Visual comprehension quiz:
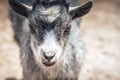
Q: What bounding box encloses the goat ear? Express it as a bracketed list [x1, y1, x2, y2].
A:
[9, 0, 32, 18]
[69, 1, 93, 20]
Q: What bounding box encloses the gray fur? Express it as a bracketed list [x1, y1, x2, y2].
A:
[9, 0, 93, 80]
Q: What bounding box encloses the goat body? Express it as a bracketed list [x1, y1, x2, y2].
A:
[9, 0, 93, 80]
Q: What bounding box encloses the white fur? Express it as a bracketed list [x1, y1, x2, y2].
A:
[39, 6, 61, 22]
[38, 31, 62, 61]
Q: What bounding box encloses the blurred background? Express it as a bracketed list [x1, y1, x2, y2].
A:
[0, 0, 120, 80]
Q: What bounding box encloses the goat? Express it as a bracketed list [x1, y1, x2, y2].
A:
[9, 0, 93, 80]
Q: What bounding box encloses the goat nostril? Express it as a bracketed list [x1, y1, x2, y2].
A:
[43, 52, 55, 61]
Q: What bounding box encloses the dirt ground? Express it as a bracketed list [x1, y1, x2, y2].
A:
[0, 0, 120, 80]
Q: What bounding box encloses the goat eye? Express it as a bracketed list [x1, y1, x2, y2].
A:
[63, 25, 71, 36]
[30, 28, 36, 34]
[29, 25, 36, 34]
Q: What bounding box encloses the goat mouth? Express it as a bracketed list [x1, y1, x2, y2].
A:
[43, 62, 56, 67]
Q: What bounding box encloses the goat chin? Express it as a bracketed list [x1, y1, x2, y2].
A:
[36, 55, 63, 79]
[42, 63, 61, 79]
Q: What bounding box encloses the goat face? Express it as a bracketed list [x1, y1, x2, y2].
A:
[29, 3, 71, 67]
[9, 0, 93, 68]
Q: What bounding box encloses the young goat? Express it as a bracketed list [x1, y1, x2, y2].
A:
[9, 0, 93, 80]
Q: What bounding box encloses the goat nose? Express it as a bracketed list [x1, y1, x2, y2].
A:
[43, 51, 55, 61]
